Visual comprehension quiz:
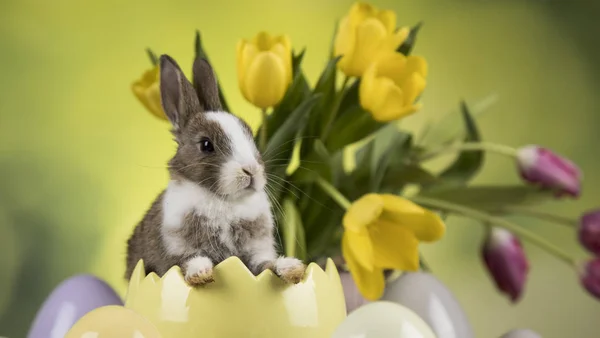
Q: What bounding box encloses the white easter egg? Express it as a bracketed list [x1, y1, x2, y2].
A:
[382, 271, 474, 338]
[331, 301, 436, 338]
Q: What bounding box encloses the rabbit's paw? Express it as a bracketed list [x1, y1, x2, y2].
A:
[274, 257, 306, 284]
[184, 256, 215, 286]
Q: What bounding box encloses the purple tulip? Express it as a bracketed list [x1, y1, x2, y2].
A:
[481, 227, 529, 303]
[578, 210, 600, 255]
[516, 145, 582, 197]
[580, 258, 600, 299]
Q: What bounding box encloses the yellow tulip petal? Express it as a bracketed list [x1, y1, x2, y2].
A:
[342, 234, 385, 301]
[236, 40, 248, 93]
[273, 35, 292, 56]
[407, 55, 429, 77]
[253, 31, 274, 51]
[343, 231, 374, 270]
[379, 194, 446, 242]
[370, 220, 420, 271]
[359, 63, 378, 111]
[383, 26, 410, 52]
[369, 77, 406, 122]
[397, 55, 428, 85]
[334, 16, 354, 58]
[349, 2, 377, 24]
[271, 42, 292, 85]
[402, 72, 426, 107]
[343, 193, 383, 232]
[394, 104, 420, 119]
[374, 52, 407, 87]
[243, 51, 287, 109]
[345, 18, 388, 76]
[377, 10, 397, 33]
[238, 42, 259, 101]
[335, 3, 405, 77]
[131, 67, 158, 93]
[132, 67, 166, 120]
[145, 83, 165, 119]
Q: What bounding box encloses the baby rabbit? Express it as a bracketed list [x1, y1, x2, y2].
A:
[125, 54, 306, 286]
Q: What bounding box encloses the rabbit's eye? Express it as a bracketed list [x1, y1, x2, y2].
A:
[199, 138, 214, 153]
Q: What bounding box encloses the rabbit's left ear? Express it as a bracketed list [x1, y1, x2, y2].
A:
[192, 56, 222, 112]
[159, 54, 200, 131]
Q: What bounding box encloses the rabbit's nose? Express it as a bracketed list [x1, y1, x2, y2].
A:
[241, 167, 254, 188]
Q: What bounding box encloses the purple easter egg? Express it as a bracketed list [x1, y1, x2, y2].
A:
[27, 274, 123, 338]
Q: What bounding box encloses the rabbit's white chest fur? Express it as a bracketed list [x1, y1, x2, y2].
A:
[161, 179, 272, 256]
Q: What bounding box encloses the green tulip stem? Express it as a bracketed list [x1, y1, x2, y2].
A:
[321, 75, 351, 141]
[260, 108, 268, 152]
[409, 195, 578, 268]
[499, 206, 579, 228]
[418, 142, 518, 162]
[315, 176, 351, 210]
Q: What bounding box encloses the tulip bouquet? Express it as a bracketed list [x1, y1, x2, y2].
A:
[132, 1, 600, 310]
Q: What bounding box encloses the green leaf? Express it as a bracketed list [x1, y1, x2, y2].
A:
[380, 165, 437, 193]
[397, 22, 423, 56]
[264, 71, 311, 140]
[194, 30, 231, 113]
[146, 48, 158, 66]
[282, 198, 307, 260]
[433, 101, 483, 188]
[329, 149, 347, 184]
[350, 141, 374, 181]
[305, 200, 344, 259]
[329, 20, 339, 59]
[292, 48, 306, 77]
[370, 124, 402, 176]
[417, 93, 498, 148]
[338, 138, 375, 200]
[307, 56, 343, 138]
[313, 139, 330, 160]
[337, 80, 360, 117]
[325, 105, 386, 153]
[289, 139, 332, 184]
[371, 125, 437, 192]
[370, 126, 413, 191]
[264, 94, 322, 163]
[417, 185, 556, 212]
[314, 56, 342, 95]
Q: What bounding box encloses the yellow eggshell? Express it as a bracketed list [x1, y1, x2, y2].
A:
[124, 256, 347, 338]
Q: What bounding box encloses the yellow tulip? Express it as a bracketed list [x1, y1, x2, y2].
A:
[333, 2, 410, 77]
[359, 52, 428, 122]
[236, 31, 292, 109]
[131, 66, 166, 120]
[341, 193, 445, 300]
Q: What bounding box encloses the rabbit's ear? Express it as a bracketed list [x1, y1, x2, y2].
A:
[159, 54, 200, 131]
[192, 56, 222, 112]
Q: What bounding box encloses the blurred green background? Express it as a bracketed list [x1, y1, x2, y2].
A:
[1, 0, 599, 337]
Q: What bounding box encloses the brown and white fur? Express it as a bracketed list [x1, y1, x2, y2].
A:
[125, 54, 306, 286]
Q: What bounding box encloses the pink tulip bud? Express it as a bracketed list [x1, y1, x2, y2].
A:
[579, 258, 600, 299]
[482, 227, 529, 302]
[578, 210, 600, 255]
[516, 145, 582, 197]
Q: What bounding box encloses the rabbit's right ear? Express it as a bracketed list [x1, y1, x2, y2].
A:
[159, 54, 201, 131]
[192, 56, 222, 112]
